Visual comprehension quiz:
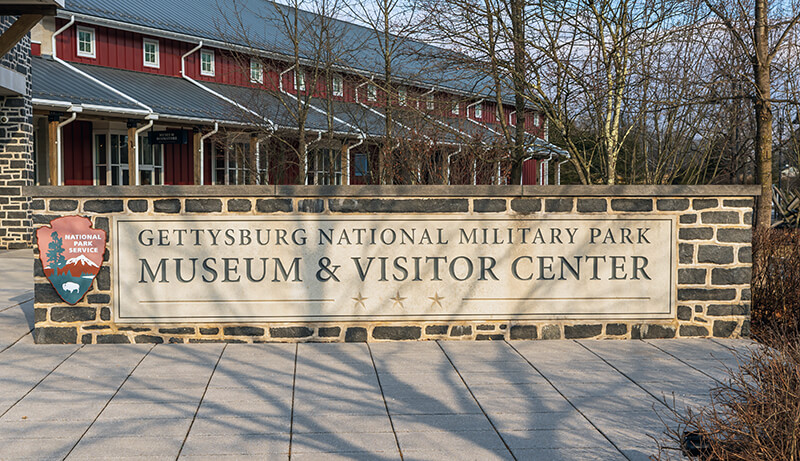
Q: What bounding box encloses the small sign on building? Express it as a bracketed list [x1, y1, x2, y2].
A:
[148, 130, 188, 145]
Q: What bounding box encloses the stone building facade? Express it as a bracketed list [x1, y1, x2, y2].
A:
[27, 185, 758, 344]
[0, 16, 34, 249]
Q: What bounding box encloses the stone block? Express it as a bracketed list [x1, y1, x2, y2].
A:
[329, 199, 468, 213]
[154, 199, 181, 213]
[679, 244, 694, 264]
[473, 199, 506, 213]
[449, 325, 472, 337]
[679, 228, 713, 240]
[34, 307, 47, 323]
[96, 334, 130, 344]
[605, 323, 627, 336]
[723, 199, 753, 208]
[476, 334, 504, 340]
[35, 283, 61, 303]
[711, 267, 751, 285]
[270, 327, 313, 338]
[679, 325, 708, 337]
[564, 324, 602, 339]
[680, 214, 697, 224]
[118, 326, 150, 332]
[372, 326, 421, 340]
[738, 246, 752, 263]
[223, 326, 265, 336]
[100, 307, 110, 321]
[256, 199, 292, 213]
[678, 288, 737, 301]
[510, 199, 541, 214]
[545, 198, 573, 212]
[639, 324, 675, 339]
[693, 199, 718, 210]
[610, 199, 652, 212]
[96, 266, 110, 290]
[318, 327, 341, 337]
[87, 294, 110, 304]
[717, 228, 751, 243]
[227, 199, 252, 212]
[30, 199, 44, 210]
[186, 199, 222, 213]
[576, 199, 607, 212]
[135, 335, 164, 344]
[33, 327, 77, 344]
[697, 245, 734, 264]
[510, 325, 537, 339]
[50, 307, 95, 322]
[81, 334, 92, 344]
[541, 324, 561, 339]
[701, 211, 739, 224]
[159, 327, 195, 334]
[297, 199, 324, 213]
[127, 200, 148, 212]
[713, 320, 738, 338]
[49, 199, 78, 211]
[345, 327, 367, 342]
[677, 305, 692, 320]
[656, 199, 689, 211]
[742, 288, 751, 301]
[200, 327, 219, 335]
[706, 304, 748, 316]
[476, 324, 495, 331]
[425, 325, 448, 335]
[84, 200, 123, 213]
[678, 268, 706, 285]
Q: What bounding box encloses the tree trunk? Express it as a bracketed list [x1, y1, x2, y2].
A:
[754, 0, 773, 228]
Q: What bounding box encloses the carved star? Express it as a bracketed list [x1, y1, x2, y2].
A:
[352, 292, 367, 309]
[429, 292, 445, 309]
[390, 291, 406, 309]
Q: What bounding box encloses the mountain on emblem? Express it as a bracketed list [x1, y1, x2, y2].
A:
[36, 216, 106, 305]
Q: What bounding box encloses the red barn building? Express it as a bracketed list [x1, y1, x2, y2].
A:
[29, 0, 566, 187]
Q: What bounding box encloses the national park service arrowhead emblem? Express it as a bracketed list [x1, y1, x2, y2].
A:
[36, 216, 106, 305]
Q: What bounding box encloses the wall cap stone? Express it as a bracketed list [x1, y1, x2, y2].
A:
[25, 185, 762, 198]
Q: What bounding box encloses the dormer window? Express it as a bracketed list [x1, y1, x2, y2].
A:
[332, 74, 343, 97]
[426, 93, 434, 110]
[452, 101, 460, 115]
[143, 39, 159, 68]
[398, 87, 407, 106]
[250, 59, 263, 83]
[200, 50, 215, 76]
[474, 102, 483, 119]
[367, 84, 377, 102]
[295, 70, 306, 91]
[77, 26, 95, 58]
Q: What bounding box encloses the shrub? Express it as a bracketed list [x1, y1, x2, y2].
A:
[752, 228, 800, 341]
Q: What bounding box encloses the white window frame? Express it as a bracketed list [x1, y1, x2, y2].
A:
[452, 101, 460, 115]
[76, 26, 96, 58]
[250, 59, 263, 83]
[534, 113, 541, 126]
[367, 84, 377, 102]
[295, 70, 306, 92]
[143, 38, 159, 68]
[332, 74, 343, 97]
[474, 102, 483, 119]
[200, 49, 215, 76]
[426, 93, 435, 111]
[311, 148, 342, 185]
[137, 134, 163, 185]
[398, 87, 407, 106]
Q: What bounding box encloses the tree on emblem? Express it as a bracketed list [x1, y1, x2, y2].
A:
[46, 231, 66, 272]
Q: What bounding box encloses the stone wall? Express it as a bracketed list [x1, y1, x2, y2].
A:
[0, 16, 34, 249]
[26, 185, 758, 344]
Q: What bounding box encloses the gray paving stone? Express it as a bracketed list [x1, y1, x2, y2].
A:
[196, 399, 292, 419]
[396, 429, 507, 452]
[292, 414, 394, 433]
[402, 447, 513, 460]
[291, 431, 398, 453]
[98, 402, 198, 420]
[290, 452, 396, 461]
[500, 428, 613, 449]
[385, 395, 483, 415]
[188, 415, 290, 435]
[487, 411, 596, 431]
[67, 436, 184, 458]
[179, 433, 290, 455]
[510, 447, 627, 460]
[0, 436, 75, 459]
[0, 420, 91, 439]
[82, 417, 193, 439]
[391, 414, 495, 432]
[478, 396, 575, 414]
[293, 396, 388, 415]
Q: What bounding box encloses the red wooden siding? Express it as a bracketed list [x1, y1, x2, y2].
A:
[522, 158, 538, 185]
[62, 121, 93, 185]
[163, 132, 194, 185]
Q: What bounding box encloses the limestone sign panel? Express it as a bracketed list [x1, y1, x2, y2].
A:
[113, 215, 676, 322]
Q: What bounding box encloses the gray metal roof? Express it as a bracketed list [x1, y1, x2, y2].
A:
[60, 0, 505, 101]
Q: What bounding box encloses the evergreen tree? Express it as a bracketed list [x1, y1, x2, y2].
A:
[46, 231, 66, 271]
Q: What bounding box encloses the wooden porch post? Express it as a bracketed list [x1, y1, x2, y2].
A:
[193, 129, 202, 185]
[249, 134, 258, 185]
[47, 112, 60, 186]
[127, 120, 137, 185]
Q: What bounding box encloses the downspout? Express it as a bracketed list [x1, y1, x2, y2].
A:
[466, 99, 484, 122]
[53, 16, 155, 117]
[56, 109, 79, 186]
[181, 42, 275, 132]
[279, 64, 296, 93]
[421, 87, 434, 110]
[132, 120, 154, 185]
[199, 122, 218, 185]
[446, 146, 461, 185]
[356, 77, 427, 142]
[345, 134, 365, 185]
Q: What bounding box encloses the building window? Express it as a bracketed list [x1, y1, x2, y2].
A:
[295, 70, 306, 91]
[398, 87, 407, 106]
[332, 74, 343, 97]
[250, 59, 263, 83]
[215, 142, 249, 185]
[200, 50, 215, 76]
[143, 38, 159, 68]
[353, 152, 368, 179]
[426, 93, 435, 110]
[367, 84, 376, 102]
[77, 26, 95, 58]
[534, 113, 541, 126]
[138, 134, 163, 185]
[451, 101, 460, 115]
[474, 102, 483, 119]
[94, 133, 129, 185]
[311, 148, 342, 185]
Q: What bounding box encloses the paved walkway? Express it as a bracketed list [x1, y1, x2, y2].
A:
[0, 249, 753, 460]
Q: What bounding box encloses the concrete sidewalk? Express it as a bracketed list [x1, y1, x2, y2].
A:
[0, 249, 752, 460]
